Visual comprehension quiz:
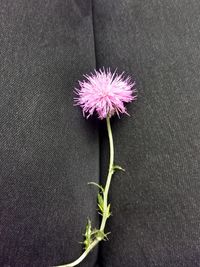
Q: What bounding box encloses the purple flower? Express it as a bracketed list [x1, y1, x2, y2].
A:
[74, 68, 137, 119]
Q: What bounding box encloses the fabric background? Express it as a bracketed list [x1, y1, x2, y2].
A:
[0, 0, 200, 267]
[94, 1, 200, 266]
[0, 1, 99, 266]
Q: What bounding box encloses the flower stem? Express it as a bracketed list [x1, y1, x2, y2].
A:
[54, 238, 100, 267]
[54, 116, 115, 267]
[100, 116, 114, 231]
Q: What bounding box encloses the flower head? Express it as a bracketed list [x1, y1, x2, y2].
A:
[74, 68, 137, 119]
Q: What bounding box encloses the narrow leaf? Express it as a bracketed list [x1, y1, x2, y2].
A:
[97, 193, 104, 213]
[106, 204, 111, 218]
[83, 219, 92, 250]
[88, 182, 104, 192]
[113, 165, 125, 172]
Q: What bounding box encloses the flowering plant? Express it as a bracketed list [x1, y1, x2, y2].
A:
[55, 68, 136, 267]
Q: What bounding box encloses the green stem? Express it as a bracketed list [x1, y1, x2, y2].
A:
[54, 116, 114, 267]
[54, 238, 100, 267]
[100, 116, 114, 231]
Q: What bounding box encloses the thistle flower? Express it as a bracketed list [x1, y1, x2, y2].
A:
[74, 68, 136, 119]
[55, 70, 137, 267]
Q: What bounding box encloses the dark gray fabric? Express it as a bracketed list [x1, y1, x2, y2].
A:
[0, 1, 99, 266]
[93, 1, 200, 266]
[1, 0, 200, 267]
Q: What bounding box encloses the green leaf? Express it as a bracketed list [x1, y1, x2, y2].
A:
[97, 193, 104, 213]
[106, 204, 111, 218]
[113, 165, 125, 172]
[83, 219, 92, 250]
[88, 182, 104, 192]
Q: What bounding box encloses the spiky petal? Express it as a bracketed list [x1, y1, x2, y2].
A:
[74, 68, 136, 119]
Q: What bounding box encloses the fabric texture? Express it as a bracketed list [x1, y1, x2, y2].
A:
[0, 1, 99, 266]
[0, 0, 200, 267]
[93, 1, 200, 266]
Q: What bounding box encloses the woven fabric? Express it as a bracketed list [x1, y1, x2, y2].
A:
[93, 1, 200, 266]
[1, 1, 200, 267]
[0, 1, 99, 266]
